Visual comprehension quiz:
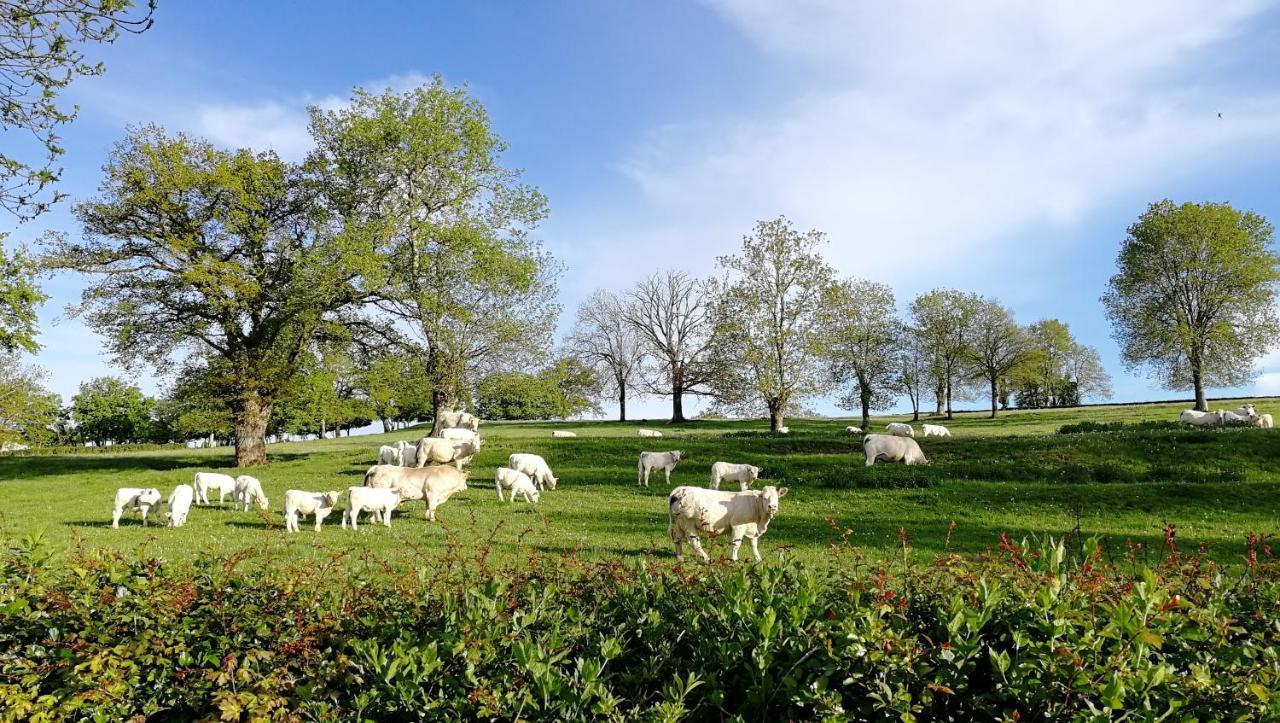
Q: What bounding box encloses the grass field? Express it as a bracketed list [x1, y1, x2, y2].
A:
[3, 396, 1279, 568]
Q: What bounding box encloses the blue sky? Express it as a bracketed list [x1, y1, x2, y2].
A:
[9, 0, 1280, 420]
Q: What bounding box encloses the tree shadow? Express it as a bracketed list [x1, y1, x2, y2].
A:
[0, 452, 313, 480]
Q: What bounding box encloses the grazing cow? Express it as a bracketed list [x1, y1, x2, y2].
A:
[1179, 409, 1223, 427]
[551, 430, 577, 438]
[637, 428, 663, 438]
[282, 490, 341, 532]
[364, 464, 469, 521]
[495, 467, 540, 503]
[709, 461, 761, 491]
[886, 422, 915, 438]
[166, 484, 194, 527]
[414, 437, 479, 469]
[863, 434, 929, 466]
[667, 485, 789, 562]
[508, 453, 558, 490]
[193, 472, 237, 505]
[638, 450, 683, 486]
[845, 425, 863, 434]
[112, 487, 162, 528]
[340, 487, 401, 530]
[1254, 413, 1274, 429]
[233, 475, 269, 512]
[377, 444, 403, 465]
[921, 424, 951, 438]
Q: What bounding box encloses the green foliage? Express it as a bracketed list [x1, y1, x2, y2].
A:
[711, 217, 836, 430]
[820, 278, 900, 429]
[1, 534, 1278, 720]
[69, 376, 154, 445]
[0, 240, 47, 353]
[1058, 420, 1183, 435]
[1103, 200, 1280, 407]
[0, 0, 155, 220]
[911, 288, 983, 416]
[475, 370, 563, 420]
[0, 354, 60, 444]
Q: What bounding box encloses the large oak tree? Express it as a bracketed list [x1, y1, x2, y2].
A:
[1103, 200, 1280, 410]
[46, 126, 375, 466]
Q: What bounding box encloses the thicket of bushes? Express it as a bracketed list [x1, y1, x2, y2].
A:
[1058, 420, 1184, 435]
[2, 532, 1279, 721]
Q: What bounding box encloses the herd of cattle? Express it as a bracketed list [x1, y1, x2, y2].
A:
[106, 402, 1272, 561]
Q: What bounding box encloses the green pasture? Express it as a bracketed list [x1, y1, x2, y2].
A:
[2, 397, 1279, 568]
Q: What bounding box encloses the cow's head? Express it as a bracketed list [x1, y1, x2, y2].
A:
[759, 485, 788, 517]
[323, 491, 341, 507]
[545, 475, 558, 491]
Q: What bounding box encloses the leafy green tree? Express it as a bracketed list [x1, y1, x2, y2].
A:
[475, 371, 560, 420]
[819, 278, 899, 430]
[1014, 320, 1112, 408]
[910, 289, 981, 419]
[965, 298, 1029, 418]
[624, 270, 717, 424]
[0, 354, 60, 445]
[45, 126, 376, 466]
[354, 352, 432, 432]
[0, 0, 155, 220]
[0, 240, 47, 353]
[1103, 200, 1280, 411]
[894, 326, 929, 422]
[566, 290, 643, 421]
[309, 78, 558, 433]
[543, 355, 603, 419]
[153, 365, 235, 446]
[710, 217, 835, 432]
[70, 376, 153, 445]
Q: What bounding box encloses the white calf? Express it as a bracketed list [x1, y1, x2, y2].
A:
[1254, 413, 1274, 429]
[112, 487, 162, 528]
[233, 475, 269, 512]
[166, 484, 194, 527]
[921, 424, 951, 438]
[193, 472, 237, 505]
[508, 453, 558, 490]
[551, 430, 577, 438]
[1179, 409, 1223, 427]
[340, 487, 401, 530]
[638, 450, 683, 486]
[709, 461, 761, 491]
[283, 490, 341, 532]
[845, 425, 863, 434]
[637, 428, 663, 438]
[886, 422, 915, 438]
[495, 467, 540, 503]
[863, 434, 929, 466]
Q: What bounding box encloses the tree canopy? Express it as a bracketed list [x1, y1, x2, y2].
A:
[1103, 200, 1280, 410]
[70, 375, 152, 445]
[820, 278, 899, 430]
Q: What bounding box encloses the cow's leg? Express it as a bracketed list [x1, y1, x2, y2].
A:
[285, 511, 296, 533]
[664, 467, 672, 485]
[730, 535, 743, 562]
[688, 535, 710, 562]
[497, 484, 505, 502]
[349, 506, 359, 530]
[382, 508, 392, 527]
[112, 508, 122, 528]
[140, 505, 150, 527]
[749, 535, 762, 562]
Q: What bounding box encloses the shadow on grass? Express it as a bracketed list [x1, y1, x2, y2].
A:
[0, 452, 313, 480]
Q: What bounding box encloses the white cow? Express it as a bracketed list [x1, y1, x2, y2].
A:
[863, 434, 929, 466]
[437, 409, 480, 432]
[709, 461, 761, 491]
[112, 487, 162, 528]
[166, 484, 194, 527]
[1229, 403, 1258, 417]
[508, 453, 558, 490]
[1179, 409, 1223, 427]
[440, 427, 481, 447]
[551, 430, 578, 438]
[340, 487, 402, 530]
[1254, 413, 1274, 429]
[921, 424, 951, 438]
[638, 450, 683, 486]
[363, 464, 469, 521]
[193, 472, 238, 505]
[668, 485, 789, 562]
[495, 467, 540, 503]
[777, 426, 790, 434]
[377, 444, 404, 465]
[637, 428, 664, 438]
[414, 437, 479, 469]
[233, 475, 269, 512]
[886, 422, 915, 438]
[1220, 410, 1259, 426]
[282, 489, 341, 532]
[845, 426, 863, 434]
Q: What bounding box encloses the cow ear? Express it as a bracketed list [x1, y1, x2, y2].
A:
[777, 487, 789, 497]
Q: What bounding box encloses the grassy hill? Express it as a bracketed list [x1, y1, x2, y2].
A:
[2, 396, 1278, 568]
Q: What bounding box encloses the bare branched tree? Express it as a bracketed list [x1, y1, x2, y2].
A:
[566, 289, 643, 421]
[623, 270, 716, 423]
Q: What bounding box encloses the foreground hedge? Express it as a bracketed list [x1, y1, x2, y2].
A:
[2, 533, 1279, 721]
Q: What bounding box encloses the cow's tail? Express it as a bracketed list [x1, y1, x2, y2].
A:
[363, 466, 377, 487]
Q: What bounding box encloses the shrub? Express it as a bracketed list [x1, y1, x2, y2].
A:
[2, 533, 1279, 720]
[1058, 420, 1182, 434]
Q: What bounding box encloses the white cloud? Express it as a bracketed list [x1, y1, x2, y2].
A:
[611, 0, 1280, 288]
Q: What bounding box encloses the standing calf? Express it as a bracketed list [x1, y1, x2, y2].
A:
[112, 488, 162, 528]
[166, 484, 194, 527]
[668, 485, 789, 562]
[283, 490, 341, 532]
[638, 450, 683, 486]
[495, 467, 540, 503]
[709, 461, 761, 491]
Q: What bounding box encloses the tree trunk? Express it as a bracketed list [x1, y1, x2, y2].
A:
[934, 382, 945, 415]
[768, 398, 784, 432]
[618, 384, 627, 422]
[670, 365, 686, 423]
[380, 416, 391, 433]
[946, 379, 954, 420]
[233, 396, 271, 467]
[1193, 372, 1207, 412]
[431, 387, 450, 436]
[990, 377, 999, 418]
[860, 385, 872, 432]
